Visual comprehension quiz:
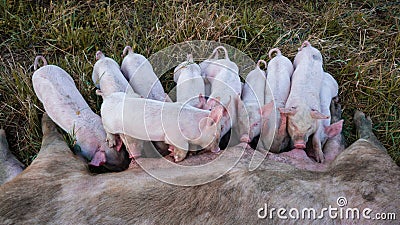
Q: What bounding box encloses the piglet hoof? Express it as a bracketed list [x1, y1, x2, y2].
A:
[315, 151, 325, 164]
[211, 147, 221, 153]
[240, 135, 251, 143]
[106, 133, 117, 148]
[173, 149, 188, 162]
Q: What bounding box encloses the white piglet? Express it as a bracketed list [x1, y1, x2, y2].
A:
[92, 51, 137, 96]
[237, 60, 268, 143]
[174, 54, 205, 108]
[199, 46, 239, 97]
[313, 72, 343, 160]
[32, 56, 128, 171]
[92, 51, 144, 159]
[279, 41, 342, 162]
[202, 46, 242, 141]
[259, 48, 293, 153]
[101, 92, 226, 162]
[121, 46, 172, 102]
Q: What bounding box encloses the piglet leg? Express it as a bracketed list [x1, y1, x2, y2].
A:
[120, 134, 143, 159]
[312, 133, 324, 163]
[173, 147, 188, 162]
[106, 132, 117, 148]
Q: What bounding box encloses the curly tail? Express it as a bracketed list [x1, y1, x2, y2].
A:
[187, 54, 194, 63]
[96, 51, 105, 61]
[299, 41, 311, 51]
[209, 46, 229, 60]
[34, 56, 48, 70]
[268, 48, 282, 59]
[256, 60, 267, 69]
[122, 46, 134, 57]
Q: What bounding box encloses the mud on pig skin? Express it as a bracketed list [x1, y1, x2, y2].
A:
[0, 103, 398, 224]
[32, 56, 129, 171]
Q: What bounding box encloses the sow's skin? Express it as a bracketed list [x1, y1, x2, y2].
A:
[32, 56, 129, 171]
[0, 103, 398, 224]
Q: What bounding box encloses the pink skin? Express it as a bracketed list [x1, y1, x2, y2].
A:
[241, 59, 267, 105]
[279, 41, 328, 162]
[121, 46, 172, 102]
[101, 92, 226, 162]
[174, 54, 205, 109]
[32, 56, 126, 171]
[92, 51, 135, 96]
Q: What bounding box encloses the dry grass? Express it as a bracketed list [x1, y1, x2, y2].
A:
[0, 0, 399, 165]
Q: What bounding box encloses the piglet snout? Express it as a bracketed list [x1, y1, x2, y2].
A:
[294, 142, 306, 149]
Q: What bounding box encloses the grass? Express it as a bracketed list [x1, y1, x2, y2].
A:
[0, 0, 399, 166]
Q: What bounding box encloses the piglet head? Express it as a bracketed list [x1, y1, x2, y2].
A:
[198, 104, 228, 153]
[91, 142, 129, 172]
[279, 104, 329, 149]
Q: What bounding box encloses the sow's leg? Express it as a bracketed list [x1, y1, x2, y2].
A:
[0, 130, 25, 185]
[353, 110, 386, 151]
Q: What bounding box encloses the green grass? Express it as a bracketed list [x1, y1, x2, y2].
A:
[0, 0, 399, 166]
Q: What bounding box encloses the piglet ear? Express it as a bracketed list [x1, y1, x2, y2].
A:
[208, 105, 224, 126]
[325, 119, 343, 138]
[95, 89, 104, 96]
[279, 107, 297, 116]
[310, 110, 330, 119]
[260, 101, 274, 117]
[206, 97, 219, 109]
[197, 94, 206, 109]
